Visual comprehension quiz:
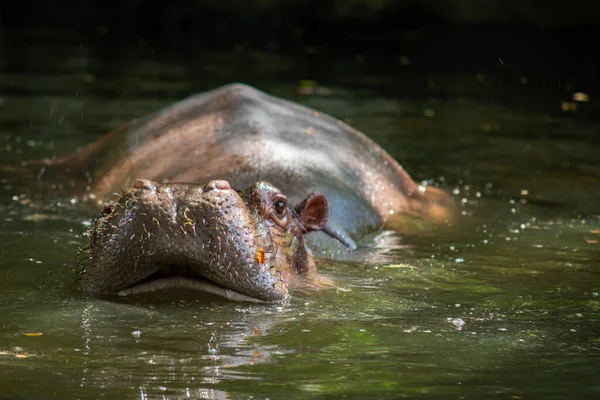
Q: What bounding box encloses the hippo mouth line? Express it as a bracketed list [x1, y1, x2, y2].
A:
[117, 264, 267, 303]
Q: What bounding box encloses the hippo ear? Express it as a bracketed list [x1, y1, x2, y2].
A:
[294, 192, 329, 232]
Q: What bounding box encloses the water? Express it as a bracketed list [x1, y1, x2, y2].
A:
[1, 29, 599, 399]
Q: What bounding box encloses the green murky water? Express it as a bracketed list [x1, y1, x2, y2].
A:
[1, 31, 599, 399]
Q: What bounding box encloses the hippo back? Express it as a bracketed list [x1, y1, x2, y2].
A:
[63, 84, 450, 251]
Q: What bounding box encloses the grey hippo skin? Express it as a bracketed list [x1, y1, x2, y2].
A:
[49, 84, 452, 302]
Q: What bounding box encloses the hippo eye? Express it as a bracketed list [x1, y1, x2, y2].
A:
[274, 200, 287, 217]
[270, 194, 288, 221]
[268, 194, 288, 229]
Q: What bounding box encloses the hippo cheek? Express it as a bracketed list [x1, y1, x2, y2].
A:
[167, 203, 292, 302]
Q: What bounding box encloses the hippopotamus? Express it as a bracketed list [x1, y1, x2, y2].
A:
[34, 83, 451, 302]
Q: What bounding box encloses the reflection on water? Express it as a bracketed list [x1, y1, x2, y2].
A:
[1, 30, 599, 399]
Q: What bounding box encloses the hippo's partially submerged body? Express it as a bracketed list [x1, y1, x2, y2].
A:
[56, 84, 450, 249]
[40, 84, 452, 301]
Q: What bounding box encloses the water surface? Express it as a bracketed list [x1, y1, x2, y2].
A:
[1, 31, 599, 399]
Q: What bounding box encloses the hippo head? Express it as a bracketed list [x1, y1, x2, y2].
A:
[77, 179, 329, 302]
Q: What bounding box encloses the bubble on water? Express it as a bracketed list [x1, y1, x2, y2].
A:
[455, 304, 461, 308]
[131, 330, 142, 337]
[455, 258, 464, 263]
[448, 318, 465, 331]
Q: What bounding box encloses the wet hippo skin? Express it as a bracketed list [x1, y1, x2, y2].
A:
[40, 83, 453, 302]
[53, 83, 452, 252]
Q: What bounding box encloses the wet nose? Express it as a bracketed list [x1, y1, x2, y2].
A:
[133, 179, 157, 191]
[204, 180, 231, 191]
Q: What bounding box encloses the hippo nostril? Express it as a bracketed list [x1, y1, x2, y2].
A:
[133, 179, 157, 191]
[204, 180, 231, 191]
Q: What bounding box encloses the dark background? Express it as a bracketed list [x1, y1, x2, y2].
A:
[1, 0, 598, 83]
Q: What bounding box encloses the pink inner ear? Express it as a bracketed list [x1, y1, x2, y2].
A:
[296, 192, 329, 232]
